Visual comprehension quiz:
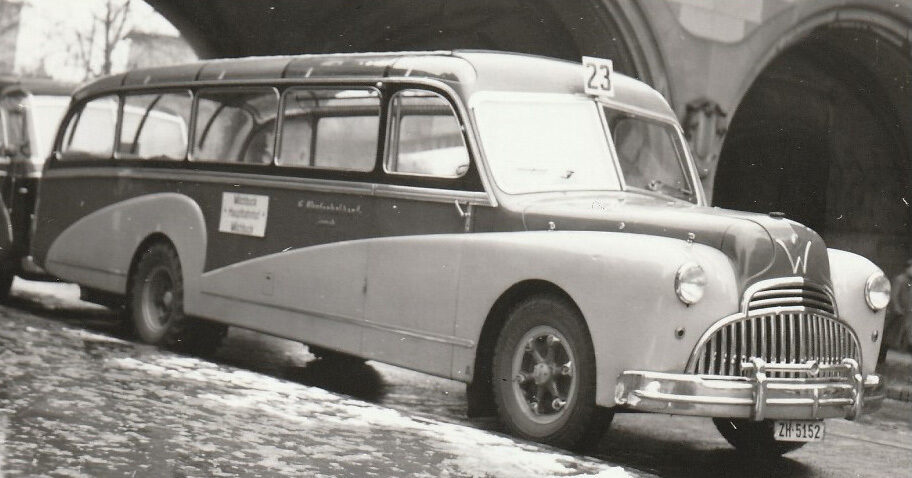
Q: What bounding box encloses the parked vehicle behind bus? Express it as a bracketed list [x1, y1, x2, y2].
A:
[0, 77, 74, 298]
[27, 51, 888, 454]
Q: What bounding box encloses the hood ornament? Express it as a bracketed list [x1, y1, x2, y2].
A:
[776, 239, 812, 275]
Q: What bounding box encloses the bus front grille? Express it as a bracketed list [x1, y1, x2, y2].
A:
[688, 312, 861, 377]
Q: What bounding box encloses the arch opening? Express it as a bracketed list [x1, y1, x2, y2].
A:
[714, 25, 912, 276]
[145, 0, 668, 87]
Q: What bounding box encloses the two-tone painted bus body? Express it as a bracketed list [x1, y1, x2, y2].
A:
[0, 78, 73, 295]
[28, 51, 888, 452]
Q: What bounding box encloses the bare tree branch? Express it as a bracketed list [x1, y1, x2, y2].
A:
[69, 0, 133, 79]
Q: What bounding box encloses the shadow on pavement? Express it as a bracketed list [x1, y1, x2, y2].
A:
[592, 425, 813, 477]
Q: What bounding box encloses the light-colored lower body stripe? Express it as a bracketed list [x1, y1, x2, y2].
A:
[201, 290, 476, 349]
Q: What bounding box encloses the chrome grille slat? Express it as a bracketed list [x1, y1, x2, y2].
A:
[689, 282, 861, 377]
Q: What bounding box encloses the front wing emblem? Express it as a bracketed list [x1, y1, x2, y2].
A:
[775, 239, 812, 275]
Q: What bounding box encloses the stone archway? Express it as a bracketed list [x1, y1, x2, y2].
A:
[146, 0, 665, 85]
[713, 24, 912, 275]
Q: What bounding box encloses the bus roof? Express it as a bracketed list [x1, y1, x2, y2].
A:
[73, 50, 675, 119]
[0, 76, 76, 97]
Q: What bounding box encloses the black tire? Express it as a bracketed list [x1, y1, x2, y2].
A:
[492, 294, 609, 450]
[128, 242, 226, 355]
[0, 268, 14, 303]
[713, 418, 807, 458]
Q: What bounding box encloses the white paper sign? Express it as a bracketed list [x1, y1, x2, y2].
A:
[219, 192, 269, 237]
[582, 56, 614, 97]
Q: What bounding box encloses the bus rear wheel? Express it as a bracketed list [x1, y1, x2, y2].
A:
[129, 242, 226, 355]
[492, 294, 609, 450]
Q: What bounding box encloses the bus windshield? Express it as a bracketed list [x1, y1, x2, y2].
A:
[473, 95, 621, 194]
[473, 94, 696, 203]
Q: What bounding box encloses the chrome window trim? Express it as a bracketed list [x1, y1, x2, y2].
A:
[59, 94, 121, 159]
[41, 167, 492, 207]
[383, 88, 470, 179]
[373, 183, 489, 205]
[382, 77, 499, 207]
[275, 85, 382, 172]
[188, 86, 281, 164]
[58, 77, 503, 208]
[598, 101, 705, 206]
[114, 88, 194, 162]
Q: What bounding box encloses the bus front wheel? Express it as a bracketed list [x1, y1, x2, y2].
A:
[491, 294, 610, 450]
[128, 242, 226, 355]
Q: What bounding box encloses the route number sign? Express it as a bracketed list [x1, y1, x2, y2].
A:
[582, 56, 614, 97]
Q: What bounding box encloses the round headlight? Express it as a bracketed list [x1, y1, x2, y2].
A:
[675, 262, 707, 305]
[864, 271, 891, 311]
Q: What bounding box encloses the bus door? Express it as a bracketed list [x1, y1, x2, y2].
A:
[363, 88, 485, 375]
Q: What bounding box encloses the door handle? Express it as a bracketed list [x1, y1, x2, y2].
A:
[454, 200, 474, 233]
[454, 200, 471, 218]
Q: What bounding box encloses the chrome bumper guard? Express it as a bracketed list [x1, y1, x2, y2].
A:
[615, 358, 884, 421]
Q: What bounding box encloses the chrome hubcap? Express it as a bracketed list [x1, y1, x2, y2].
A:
[511, 326, 577, 424]
[141, 266, 174, 332]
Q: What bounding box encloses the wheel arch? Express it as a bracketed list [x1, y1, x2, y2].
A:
[125, 232, 178, 294]
[467, 279, 588, 418]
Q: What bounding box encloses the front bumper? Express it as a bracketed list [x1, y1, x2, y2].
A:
[615, 358, 884, 421]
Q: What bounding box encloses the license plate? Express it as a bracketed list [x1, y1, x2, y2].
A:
[774, 420, 825, 442]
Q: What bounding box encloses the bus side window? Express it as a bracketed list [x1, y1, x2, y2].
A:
[193, 88, 279, 164]
[118, 91, 192, 161]
[277, 88, 380, 172]
[385, 89, 469, 178]
[60, 95, 119, 159]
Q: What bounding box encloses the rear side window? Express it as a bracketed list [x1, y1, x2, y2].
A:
[193, 88, 279, 164]
[278, 88, 380, 171]
[118, 91, 192, 160]
[61, 95, 118, 159]
[386, 90, 469, 178]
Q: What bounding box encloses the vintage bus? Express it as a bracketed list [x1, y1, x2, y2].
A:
[25, 51, 888, 453]
[0, 77, 74, 296]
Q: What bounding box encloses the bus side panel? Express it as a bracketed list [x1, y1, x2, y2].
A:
[195, 242, 367, 355]
[41, 193, 208, 307]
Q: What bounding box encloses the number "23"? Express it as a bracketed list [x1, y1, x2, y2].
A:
[582, 57, 613, 96]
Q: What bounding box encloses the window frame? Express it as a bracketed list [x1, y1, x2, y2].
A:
[275, 86, 382, 172]
[189, 86, 281, 165]
[58, 94, 121, 161]
[115, 89, 193, 162]
[383, 88, 471, 179]
[600, 103, 700, 204]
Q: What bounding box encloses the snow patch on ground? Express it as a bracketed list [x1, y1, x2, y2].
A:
[0, 309, 640, 477]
